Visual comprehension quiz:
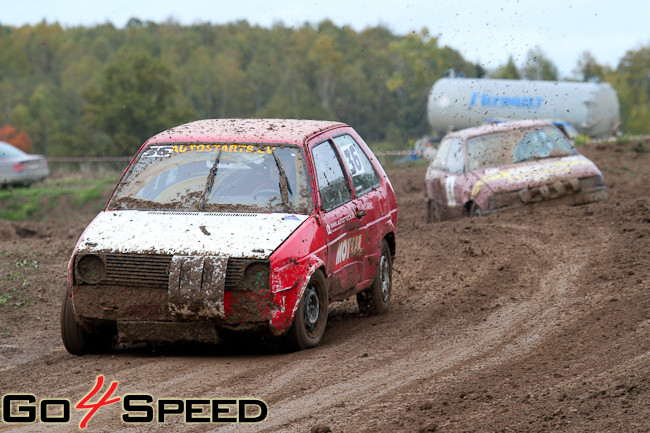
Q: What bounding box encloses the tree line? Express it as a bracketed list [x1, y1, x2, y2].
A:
[0, 19, 648, 156]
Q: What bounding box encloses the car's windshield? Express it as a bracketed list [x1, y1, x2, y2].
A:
[466, 125, 576, 171]
[108, 143, 313, 213]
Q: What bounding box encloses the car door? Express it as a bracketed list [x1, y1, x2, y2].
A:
[433, 136, 466, 214]
[310, 139, 365, 300]
[332, 133, 382, 289]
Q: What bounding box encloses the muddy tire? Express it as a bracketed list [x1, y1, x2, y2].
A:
[357, 239, 392, 315]
[284, 270, 328, 351]
[469, 202, 484, 217]
[61, 290, 115, 356]
[427, 199, 442, 223]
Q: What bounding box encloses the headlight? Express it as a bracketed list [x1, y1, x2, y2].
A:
[244, 261, 270, 292]
[76, 254, 106, 284]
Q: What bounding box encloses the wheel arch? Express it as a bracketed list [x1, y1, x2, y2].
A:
[383, 231, 396, 259]
[269, 257, 326, 336]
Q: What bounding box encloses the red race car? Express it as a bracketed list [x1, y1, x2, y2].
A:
[425, 120, 607, 221]
[62, 119, 398, 354]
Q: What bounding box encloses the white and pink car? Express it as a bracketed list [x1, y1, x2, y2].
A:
[425, 120, 607, 221]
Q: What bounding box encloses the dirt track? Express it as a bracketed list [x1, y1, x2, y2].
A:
[0, 141, 648, 432]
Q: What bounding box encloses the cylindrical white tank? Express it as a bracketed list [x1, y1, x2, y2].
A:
[427, 78, 620, 138]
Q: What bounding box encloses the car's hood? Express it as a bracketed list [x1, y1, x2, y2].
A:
[77, 210, 310, 259]
[470, 154, 602, 198]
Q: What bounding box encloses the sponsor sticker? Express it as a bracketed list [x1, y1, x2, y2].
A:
[335, 234, 364, 267]
[141, 144, 278, 158]
[326, 213, 354, 235]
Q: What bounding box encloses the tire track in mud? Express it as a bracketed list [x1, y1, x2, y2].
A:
[2, 219, 608, 432]
[0, 219, 592, 433]
[207, 219, 615, 432]
[0, 209, 625, 433]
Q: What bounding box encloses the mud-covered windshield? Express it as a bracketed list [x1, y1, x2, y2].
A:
[467, 125, 576, 171]
[108, 143, 313, 213]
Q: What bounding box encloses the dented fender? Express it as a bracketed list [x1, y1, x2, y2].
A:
[268, 215, 327, 335]
[269, 256, 325, 336]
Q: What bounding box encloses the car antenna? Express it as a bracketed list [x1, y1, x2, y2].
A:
[199, 148, 222, 211]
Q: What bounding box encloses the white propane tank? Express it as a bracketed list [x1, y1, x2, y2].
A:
[427, 78, 620, 138]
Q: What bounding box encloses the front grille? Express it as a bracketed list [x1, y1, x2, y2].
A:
[225, 258, 251, 291]
[95, 254, 268, 291]
[103, 253, 172, 288]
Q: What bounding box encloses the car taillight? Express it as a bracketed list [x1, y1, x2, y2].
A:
[12, 163, 26, 172]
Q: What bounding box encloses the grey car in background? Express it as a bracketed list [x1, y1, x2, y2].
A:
[0, 141, 49, 187]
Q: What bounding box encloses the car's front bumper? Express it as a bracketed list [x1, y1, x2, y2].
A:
[71, 253, 279, 332]
[487, 175, 607, 214]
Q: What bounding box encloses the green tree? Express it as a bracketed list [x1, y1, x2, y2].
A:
[83, 52, 187, 155]
[492, 56, 521, 79]
[611, 45, 650, 134]
[308, 31, 344, 110]
[385, 29, 477, 142]
[573, 51, 606, 82]
[4, 19, 645, 154]
[522, 48, 558, 81]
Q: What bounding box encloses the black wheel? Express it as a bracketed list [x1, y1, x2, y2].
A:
[284, 271, 328, 351]
[427, 199, 443, 223]
[61, 290, 115, 356]
[357, 239, 392, 315]
[469, 202, 484, 217]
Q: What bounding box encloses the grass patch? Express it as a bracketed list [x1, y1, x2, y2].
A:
[0, 291, 37, 309]
[72, 182, 106, 206]
[573, 134, 592, 147]
[0, 178, 116, 221]
[0, 256, 40, 309]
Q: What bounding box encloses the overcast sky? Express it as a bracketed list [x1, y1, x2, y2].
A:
[3, 0, 648, 78]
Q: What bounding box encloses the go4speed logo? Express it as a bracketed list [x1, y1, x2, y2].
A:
[2, 375, 268, 429]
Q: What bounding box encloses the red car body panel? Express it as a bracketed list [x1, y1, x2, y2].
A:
[66, 119, 397, 340]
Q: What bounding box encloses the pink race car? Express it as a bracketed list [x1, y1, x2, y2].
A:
[425, 120, 607, 221]
[62, 119, 398, 354]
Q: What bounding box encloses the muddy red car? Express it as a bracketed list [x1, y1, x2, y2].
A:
[425, 120, 607, 221]
[61, 119, 398, 354]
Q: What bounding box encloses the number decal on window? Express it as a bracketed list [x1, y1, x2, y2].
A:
[342, 144, 364, 176]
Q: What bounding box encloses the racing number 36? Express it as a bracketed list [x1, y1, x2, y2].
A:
[342, 145, 363, 176]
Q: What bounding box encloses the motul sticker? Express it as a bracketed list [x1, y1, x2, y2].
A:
[335, 234, 364, 267]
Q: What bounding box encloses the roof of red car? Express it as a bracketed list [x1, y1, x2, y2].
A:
[147, 118, 347, 145]
[446, 119, 555, 140]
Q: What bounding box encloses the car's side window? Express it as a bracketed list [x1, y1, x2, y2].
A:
[312, 140, 353, 211]
[333, 135, 380, 197]
[430, 138, 451, 170]
[445, 138, 465, 174]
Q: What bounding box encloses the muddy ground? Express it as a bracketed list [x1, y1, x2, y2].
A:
[0, 140, 648, 432]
